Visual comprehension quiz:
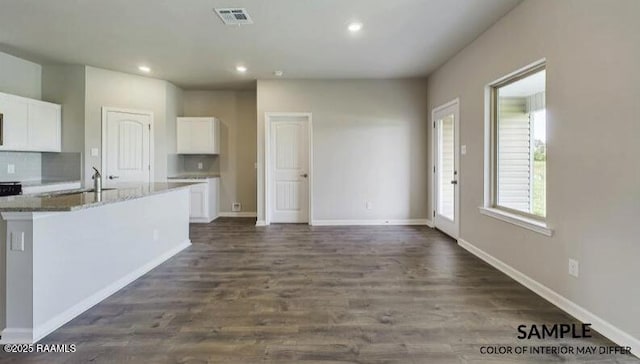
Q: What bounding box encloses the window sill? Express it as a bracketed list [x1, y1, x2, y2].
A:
[478, 207, 553, 237]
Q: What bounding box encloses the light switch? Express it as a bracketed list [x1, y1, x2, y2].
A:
[7, 164, 15, 174]
[10, 232, 25, 251]
[461, 145, 467, 155]
[91, 148, 99, 157]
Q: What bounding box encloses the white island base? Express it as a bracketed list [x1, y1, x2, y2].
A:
[0, 187, 191, 343]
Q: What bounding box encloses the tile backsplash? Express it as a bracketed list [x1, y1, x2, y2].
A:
[42, 152, 82, 182]
[0, 151, 82, 182]
[167, 154, 219, 177]
[0, 151, 42, 181]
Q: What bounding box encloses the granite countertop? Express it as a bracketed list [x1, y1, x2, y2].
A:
[21, 179, 82, 187]
[167, 174, 220, 180]
[0, 182, 196, 212]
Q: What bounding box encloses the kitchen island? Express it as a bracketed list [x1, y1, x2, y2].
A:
[0, 183, 194, 343]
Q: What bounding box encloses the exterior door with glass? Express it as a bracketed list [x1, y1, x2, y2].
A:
[433, 100, 459, 238]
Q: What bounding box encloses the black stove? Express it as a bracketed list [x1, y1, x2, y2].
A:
[0, 182, 22, 197]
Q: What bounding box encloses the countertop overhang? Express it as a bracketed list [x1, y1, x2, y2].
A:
[0, 182, 196, 212]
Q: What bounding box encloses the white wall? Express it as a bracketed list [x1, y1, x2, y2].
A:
[182, 90, 257, 214]
[83, 66, 181, 184]
[42, 65, 86, 154]
[0, 51, 41, 99]
[257, 79, 429, 223]
[427, 0, 640, 346]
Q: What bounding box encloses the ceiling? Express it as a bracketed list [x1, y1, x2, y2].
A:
[0, 0, 521, 90]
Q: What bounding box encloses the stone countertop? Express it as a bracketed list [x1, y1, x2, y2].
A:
[167, 174, 220, 180]
[0, 182, 196, 212]
[21, 180, 82, 187]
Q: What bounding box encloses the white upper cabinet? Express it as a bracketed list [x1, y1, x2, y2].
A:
[28, 101, 61, 151]
[177, 117, 220, 154]
[0, 92, 61, 152]
[0, 94, 29, 150]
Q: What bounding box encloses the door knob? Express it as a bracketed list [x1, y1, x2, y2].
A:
[450, 180, 458, 185]
[300, 173, 308, 178]
[109, 175, 120, 180]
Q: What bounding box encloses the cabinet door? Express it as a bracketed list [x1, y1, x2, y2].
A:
[28, 101, 61, 152]
[189, 119, 213, 153]
[208, 178, 220, 219]
[0, 94, 29, 150]
[189, 184, 208, 218]
[210, 119, 220, 154]
[177, 117, 217, 154]
[176, 118, 189, 153]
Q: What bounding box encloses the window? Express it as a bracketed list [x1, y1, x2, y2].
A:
[491, 64, 546, 219]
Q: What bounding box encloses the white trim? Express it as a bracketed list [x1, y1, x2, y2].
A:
[255, 220, 267, 227]
[483, 59, 548, 226]
[0, 328, 34, 344]
[189, 216, 215, 223]
[425, 219, 434, 228]
[431, 98, 460, 239]
[478, 206, 553, 236]
[458, 238, 639, 358]
[218, 212, 257, 218]
[101, 107, 155, 185]
[0, 239, 191, 344]
[264, 112, 313, 226]
[311, 219, 430, 226]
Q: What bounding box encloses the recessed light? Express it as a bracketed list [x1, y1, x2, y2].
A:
[274, 70, 284, 77]
[348, 22, 363, 33]
[138, 65, 151, 73]
[236, 65, 247, 73]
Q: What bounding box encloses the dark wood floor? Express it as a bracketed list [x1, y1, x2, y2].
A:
[1, 218, 637, 363]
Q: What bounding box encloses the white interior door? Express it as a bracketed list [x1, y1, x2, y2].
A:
[433, 101, 459, 238]
[103, 109, 152, 186]
[269, 116, 309, 223]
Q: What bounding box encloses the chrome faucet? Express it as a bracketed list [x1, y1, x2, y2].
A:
[92, 167, 102, 194]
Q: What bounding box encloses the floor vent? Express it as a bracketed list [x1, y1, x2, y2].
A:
[214, 8, 253, 25]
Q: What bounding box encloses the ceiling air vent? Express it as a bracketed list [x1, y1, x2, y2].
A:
[214, 8, 253, 25]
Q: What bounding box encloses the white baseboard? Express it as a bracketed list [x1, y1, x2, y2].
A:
[0, 240, 191, 344]
[218, 212, 257, 218]
[425, 219, 434, 228]
[255, 220, 267, 227]
[0, 328, 34, 344]
[190, 217, 214, 223]
[311, 219, 431, 226]
[458, 238, 639, 358]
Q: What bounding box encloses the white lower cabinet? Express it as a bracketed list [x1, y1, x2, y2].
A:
[172, 177, 219, 223]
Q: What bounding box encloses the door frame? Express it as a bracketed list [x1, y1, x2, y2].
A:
[431, 98, 460, 238]
[264, 112, 313, 225]
[101, 107, 155, 184]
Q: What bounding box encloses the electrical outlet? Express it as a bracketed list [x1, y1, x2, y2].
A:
[568, 259, 579, 278]
[461, 145, 467, 155]
[197, 162, 204, 170]
[232, 202, 241, 212]
[366, 201, 373, 210]
[7, 164, 15, 174]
